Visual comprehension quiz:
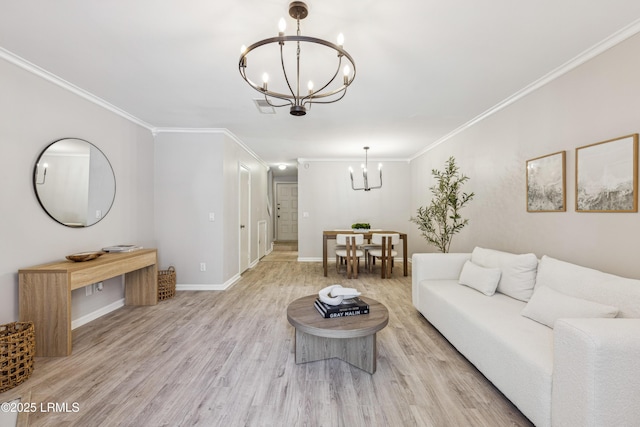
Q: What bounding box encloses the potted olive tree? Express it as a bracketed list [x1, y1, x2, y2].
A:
[410, 157, 475, 253]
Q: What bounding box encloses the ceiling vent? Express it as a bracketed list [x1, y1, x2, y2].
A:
[253, 99, 276, 114]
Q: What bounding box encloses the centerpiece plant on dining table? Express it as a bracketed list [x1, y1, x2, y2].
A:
[351, 223, 371, 231]
[411, 156, 475, 253]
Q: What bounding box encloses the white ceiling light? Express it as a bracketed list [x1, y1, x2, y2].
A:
[239, 1, 356, 116]
[278, 164, 287, 170]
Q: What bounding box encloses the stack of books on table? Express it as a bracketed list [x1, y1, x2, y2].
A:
[314, 297, 370, 318]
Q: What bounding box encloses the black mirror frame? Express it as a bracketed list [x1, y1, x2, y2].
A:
[33, 138, 116, 228]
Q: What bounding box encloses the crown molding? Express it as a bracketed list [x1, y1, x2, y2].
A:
[0, 47, 155, 131]
[410, 17, 640, 161]
[153, 127, 269, 170]
[297, 157, 411, 163]
[0, 49, 270, 170]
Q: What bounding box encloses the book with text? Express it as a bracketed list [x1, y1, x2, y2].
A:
[314, 298, 370, 318]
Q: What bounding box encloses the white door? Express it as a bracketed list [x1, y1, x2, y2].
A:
[276, 183, 298, 241]
[258, 220, 267, 259]
[239, 165, 250, 273]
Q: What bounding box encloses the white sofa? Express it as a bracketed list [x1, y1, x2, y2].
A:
[412, 247, 640, 427]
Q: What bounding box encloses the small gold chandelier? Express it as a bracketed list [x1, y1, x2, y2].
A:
[239, 1, 356, 116]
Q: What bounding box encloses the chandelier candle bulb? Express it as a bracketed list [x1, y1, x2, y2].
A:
[308, 81, 314, 94]
[337, 33, 344, 47]
[278, 17, 286, 35]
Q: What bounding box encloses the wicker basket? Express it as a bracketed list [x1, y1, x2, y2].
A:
[158, 266, 176, 301]
[1, 322, 35, 393]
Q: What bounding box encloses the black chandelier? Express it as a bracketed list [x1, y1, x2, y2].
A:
[239, 1, 356, 116]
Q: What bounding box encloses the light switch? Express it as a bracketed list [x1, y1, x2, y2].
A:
[209, 212, 215, 221]
[303, 212, 309, 218]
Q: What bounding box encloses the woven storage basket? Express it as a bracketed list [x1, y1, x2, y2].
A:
[158, 266, 176, 301]
[1, 322, 35, 393]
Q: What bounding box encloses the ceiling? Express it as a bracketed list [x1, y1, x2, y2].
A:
[2, 1, 640, 175]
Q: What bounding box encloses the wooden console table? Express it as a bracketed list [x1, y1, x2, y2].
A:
[19, 249, 158, 357]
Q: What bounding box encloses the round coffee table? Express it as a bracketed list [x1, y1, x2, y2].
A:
[286, 295, 389, 373]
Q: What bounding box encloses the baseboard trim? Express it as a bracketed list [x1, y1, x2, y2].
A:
[297, 257, 322, 262]
[176, 274, 242, 291]
[177, 284, 227, 291]
[71, 298, 125, 330]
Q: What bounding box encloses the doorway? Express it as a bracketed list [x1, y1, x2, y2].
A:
[275, 183, 298, 241]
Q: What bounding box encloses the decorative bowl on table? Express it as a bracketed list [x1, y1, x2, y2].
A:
[65, 251, 106, 262]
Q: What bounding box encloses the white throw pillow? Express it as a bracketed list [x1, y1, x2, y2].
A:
[521, 286, 619, 328]
[471, 247, 538, 301]
[458, 260, 502, 296]
[535, 255, 640, 318]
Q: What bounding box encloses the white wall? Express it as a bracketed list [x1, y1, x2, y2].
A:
[222, 134, 270, 280]
[410, 32, 640, 278]
[298, 160, 411, 260]
[0, 57, 155, 325]
[154, 131, 269, 286]
[154, 132, 225, 284]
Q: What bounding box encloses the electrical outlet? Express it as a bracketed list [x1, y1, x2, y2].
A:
[200, 262, 206, 271]
[209, 212, 215, 221]
[86, 284, 93, 296]
[96, 282, 103, 292]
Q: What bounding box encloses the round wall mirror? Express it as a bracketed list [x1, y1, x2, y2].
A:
[33, 138, 116, 227]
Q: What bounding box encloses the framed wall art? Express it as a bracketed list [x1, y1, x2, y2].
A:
[526, 151, 566, 212]
[576, 134, 638, 212]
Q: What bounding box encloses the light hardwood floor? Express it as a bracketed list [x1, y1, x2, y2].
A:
[2, 250, 533, 426]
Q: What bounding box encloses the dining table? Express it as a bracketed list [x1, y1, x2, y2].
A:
[322, 230, 408, 277]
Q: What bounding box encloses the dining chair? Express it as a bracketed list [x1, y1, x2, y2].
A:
[367, 233, 400, 278]
[335, 234, 364, 279]
[361, 238, 381, 270]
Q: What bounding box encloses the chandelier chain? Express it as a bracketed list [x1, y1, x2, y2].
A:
[296, 18, 301, 103]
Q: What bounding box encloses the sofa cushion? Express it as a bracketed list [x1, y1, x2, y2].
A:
[458, 260, 501, 296]
[416, 278, 553, 427]
[535, 256, 640, 318]
[522, 286, 619, 328]
[471, 247, 538, 301]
